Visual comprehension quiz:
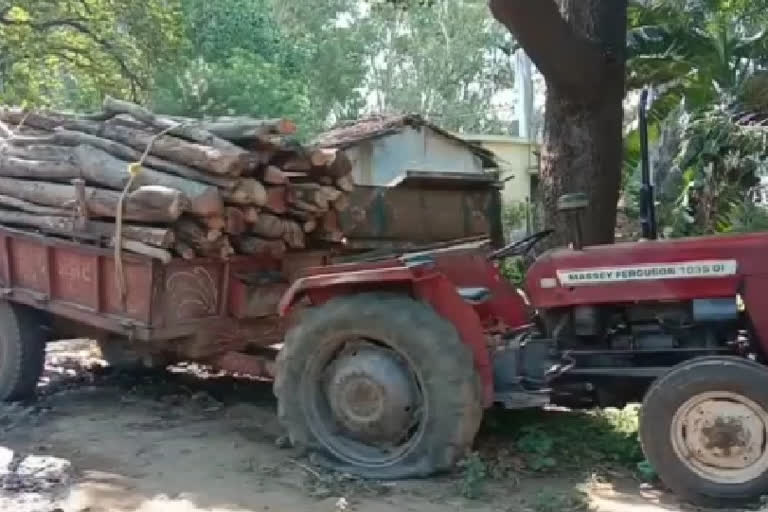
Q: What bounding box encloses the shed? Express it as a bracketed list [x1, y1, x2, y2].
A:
[312, 114, 498, 186]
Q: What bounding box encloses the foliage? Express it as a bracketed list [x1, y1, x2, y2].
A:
[528, 489, 591, 512]
[624, 0, 768, 234]
[480, 406, 644, 476]
[458, 452, 487, 499]
[666, 105, 768, 236]
[0, 0, 182, 108]
[362, 0, 515, 133]
[150, 0, 323, 134]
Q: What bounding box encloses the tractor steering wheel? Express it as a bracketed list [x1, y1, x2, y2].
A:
[488, 230, 554, 261]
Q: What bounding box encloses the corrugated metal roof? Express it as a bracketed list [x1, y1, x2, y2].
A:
[312, 114, 499, 168]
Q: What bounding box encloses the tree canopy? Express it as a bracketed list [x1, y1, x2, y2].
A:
[0, 0, 182, 108]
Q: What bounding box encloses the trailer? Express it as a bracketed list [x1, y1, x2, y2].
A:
[0, 170, 503, 396]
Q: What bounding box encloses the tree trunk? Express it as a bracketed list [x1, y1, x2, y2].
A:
[0, 177, 186, 222]
[540, 84, 624, 247]
[102, 96, 245, 153]
[0, 194, 70, 216]
[10, 129, 238, 189]
[0, 154, 80, 181]
[72, 145, 223, 217]
[0, 209, 174, 247]
[233, 236, 286, 258]
[98, 120, 250, 177]
[490, 0, 627, 247]
[166, 116, 297, 140]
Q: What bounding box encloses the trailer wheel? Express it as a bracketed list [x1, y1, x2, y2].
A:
[641, 356, 768, 506]
[0, 301, 46, 402]
[274, 293, 483, 479]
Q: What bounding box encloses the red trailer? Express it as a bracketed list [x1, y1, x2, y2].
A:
[0, 170, 503, 396]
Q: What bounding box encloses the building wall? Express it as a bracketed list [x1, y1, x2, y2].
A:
[467, 137, 538, 204]
[347, 126, 484, 186]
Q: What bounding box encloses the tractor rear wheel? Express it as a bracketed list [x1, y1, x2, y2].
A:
[640, 356, 768, 506]
[274, 293, 483, 479]
[0, 301, 46, 402]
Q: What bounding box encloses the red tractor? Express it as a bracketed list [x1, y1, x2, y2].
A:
[274, 97, 768, 506]
[276, 199, 768, 506]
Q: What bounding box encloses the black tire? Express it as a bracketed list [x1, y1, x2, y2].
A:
[640, 356, 768, 506]
[274, 293, 483, 479]
[0, 301, 46, 402]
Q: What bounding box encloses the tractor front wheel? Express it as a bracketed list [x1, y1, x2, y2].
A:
[641, 356, 768, 506]
[274, 293, 483, 479]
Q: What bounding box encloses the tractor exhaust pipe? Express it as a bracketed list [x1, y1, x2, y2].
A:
[639, 88, 658, 240]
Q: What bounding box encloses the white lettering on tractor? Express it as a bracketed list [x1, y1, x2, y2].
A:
[556, 260, 737, 286]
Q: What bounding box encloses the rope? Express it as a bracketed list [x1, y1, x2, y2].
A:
[115, 122, 179, 310]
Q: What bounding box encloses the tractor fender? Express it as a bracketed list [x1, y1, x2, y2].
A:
[278, 266, 494, 406]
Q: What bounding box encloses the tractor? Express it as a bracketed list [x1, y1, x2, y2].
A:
[274, 92, 768, 506]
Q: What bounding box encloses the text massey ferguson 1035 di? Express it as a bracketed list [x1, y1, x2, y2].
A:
[557, 259, 738, 286]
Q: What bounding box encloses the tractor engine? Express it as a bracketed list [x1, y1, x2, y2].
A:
[502, 298, 744, 408]
[564, 298, 739, 351]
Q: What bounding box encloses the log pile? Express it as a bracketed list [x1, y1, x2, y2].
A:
[0, 97, 350, 261]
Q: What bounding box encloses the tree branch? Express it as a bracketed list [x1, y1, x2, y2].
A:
[0, 11, 143, 94]
[488, 0, 608, 98]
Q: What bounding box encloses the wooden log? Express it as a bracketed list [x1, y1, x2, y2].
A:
[0, 118, 13, 139]
[72, 145, 223, 217]
[202, 215, 226, 234]
[174, 240, 196, 260]
[109, 238, 172, 264]
[222, 179, 267, 206]
[288, 183, 329, 210]
[233, 236, 286, 258]
[310, 148, 338, 167]
[103, 96, 247, 154]
[167, 116, 297, 139]
[191, 235, 234, 259]
[0, 209, 174, 247]
[287, 148, 352, 179]
[283, 219, 306, 249]
[0, 108, 250, 176]
[335, 175, 355, 192]
[261, 165, 289, 185]
[263, 186, 287, 214]
[243, 206, 260, 224]
[0, 194, 70, 216]
[332, 193, 350, 212]
[0, 107, 76, 131]
[319, 186, 342, 203]
[285, 207, 313, 222]
[97, 120, 249, 176]
[0, 144, 73, 161]
[175, 218, 228, 253]
[313, 210, 346, 243]
[250, 213, 285, 239]
[281, 155, 312, 172]
[303, 218, 318, 233]
[224, 207, 247, 235]
[287, 197, 323, 214]
[0, 178, 185, 222]
[323, 150, 353, 178]
[12, 129, 238, 189]
[0, 153, 80, 181]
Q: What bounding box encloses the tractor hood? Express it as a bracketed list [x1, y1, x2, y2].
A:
[525, 232, 768, 309]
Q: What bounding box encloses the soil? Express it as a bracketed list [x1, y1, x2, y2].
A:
[0, 340, 723, 512]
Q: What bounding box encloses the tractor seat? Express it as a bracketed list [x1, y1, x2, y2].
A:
[457, 287, 491, 304]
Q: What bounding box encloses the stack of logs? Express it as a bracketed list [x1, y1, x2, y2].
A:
[0, 97, 352, 263]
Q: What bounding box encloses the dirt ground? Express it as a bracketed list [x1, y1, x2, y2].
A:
[0, 340, 734, 512]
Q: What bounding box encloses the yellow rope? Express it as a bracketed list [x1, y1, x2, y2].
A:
[115, 122, 179, 310]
